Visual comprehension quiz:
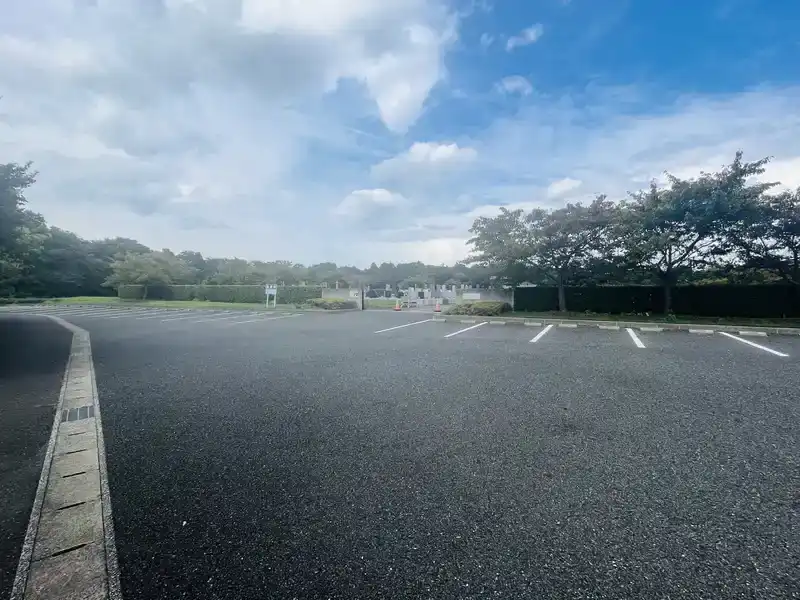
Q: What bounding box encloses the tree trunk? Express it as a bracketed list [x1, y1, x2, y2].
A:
[142, 284, 149, 300]
[557, 273, 567, 312]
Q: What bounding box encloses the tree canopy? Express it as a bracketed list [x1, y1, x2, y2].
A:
[468, 152, 797, 312]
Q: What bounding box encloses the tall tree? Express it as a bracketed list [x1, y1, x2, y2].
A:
[469, 197, 617, 311]
[103, 251, 194, 299]
[616, 152, 775, 313]
[0, 162, 37, 253]
[726, 188, 800, 285]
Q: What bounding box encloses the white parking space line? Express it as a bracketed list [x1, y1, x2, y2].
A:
[374, 319, 433, 334]
[530, 324, 554, 343]
[48, 309, 141, 318]
[177, 312, 260, 324]
[159, 312, 229, 322]
[92, 311, 161, 319]
[626, 327, 646, 348]
[444, 321, 487, 338]
[223, 314, 301, 325]
[718, 331, 789, 357]
[113, 310, 192, 320]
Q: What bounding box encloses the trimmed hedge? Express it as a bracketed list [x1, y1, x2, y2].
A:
[514, 285, 800, 317]
[116, 284, 326, 304]
[308, 298, 358, 310]
[446, 301, 511, 316]
[118, 285, 145, 300]
[276, 286, 324, 305]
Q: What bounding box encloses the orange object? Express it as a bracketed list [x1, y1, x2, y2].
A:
[434, 301, 441, 313]
[394, 299, 402, 311]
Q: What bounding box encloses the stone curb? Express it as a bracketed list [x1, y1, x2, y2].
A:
[10, 318, 121, 600]
[430, 315, 800, 336]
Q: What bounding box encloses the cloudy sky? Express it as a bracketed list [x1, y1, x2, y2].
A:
[2, 0, 799, 267]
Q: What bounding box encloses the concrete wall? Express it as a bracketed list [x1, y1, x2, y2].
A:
[457, 289, 514, 308]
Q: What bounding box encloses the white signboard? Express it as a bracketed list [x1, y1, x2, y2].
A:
[265, 285, 278, 308]
[463, 292, 481, 300]
[349, 289, 360, 298]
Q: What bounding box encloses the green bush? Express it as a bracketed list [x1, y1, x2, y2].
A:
[308, 298, 358, 310]
[114, 284, 332, 305]
[194, 285, 266, 303]
[446, 301, 511, 316]
[168, 285, 196, 301]
[277, 286, 324, 305]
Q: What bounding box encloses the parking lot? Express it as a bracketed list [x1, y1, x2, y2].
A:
[2, 305, 798, 599]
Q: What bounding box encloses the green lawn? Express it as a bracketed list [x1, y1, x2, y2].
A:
[511, 311, 800, 327]
[43, 297, 289, 310]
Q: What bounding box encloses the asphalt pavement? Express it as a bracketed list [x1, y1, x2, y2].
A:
[0, 316, 72, 598]
[2, 305, 798, 599]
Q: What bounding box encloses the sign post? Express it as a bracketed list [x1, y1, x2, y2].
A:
[265, 284, 277, 309]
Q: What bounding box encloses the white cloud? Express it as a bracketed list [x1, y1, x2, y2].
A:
[0, 0, 459, 264]
[368, 86, 800, 263]
[370, 237, 471, 265]
[762, 157, 800, 191]
[547, 178, 582, 198]
[2, 4, 800, 269]
[506, 24, 544, 51]
[495, 75, 533, 96]
[479, 33, 494, 48]
[406, 142, 478, 164]
[332, 188, 406, 219]
[371, 142, 478, 190]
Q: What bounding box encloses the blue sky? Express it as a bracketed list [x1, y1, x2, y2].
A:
[1, 0, 799, 266]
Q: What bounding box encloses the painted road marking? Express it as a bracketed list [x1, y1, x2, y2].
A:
[54, 311, 123, 319]
[626, 327, 646, 348]
[223, 314, 301, 325]
[107, 310, 183, 319]
[42, 308, 138, 317]
[56, 311, 139, 319]
[530, 324, 554, 343]
[718, 331, 789, 357]
[159, 311, 230, 322]
[11, 317, 120, 600]
[444, 321, 487, 338]
[179, 312, 263, 324]
[119, 310, 199, 320]
[374, 319, 433, 334]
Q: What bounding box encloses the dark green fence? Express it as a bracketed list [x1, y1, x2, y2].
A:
[514, 285, 800, 317]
